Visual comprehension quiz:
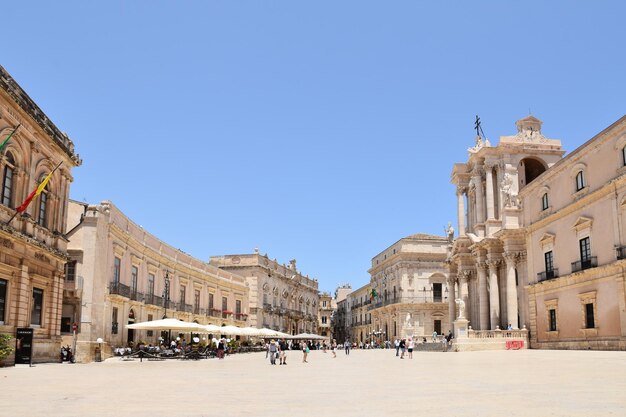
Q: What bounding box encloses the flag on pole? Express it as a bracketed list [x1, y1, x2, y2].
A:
[15, 161, 62, 213]
[370, 288, 378, 300]
[0, 124, 20, 154]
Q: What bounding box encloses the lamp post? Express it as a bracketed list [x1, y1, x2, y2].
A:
[163, 272, 171, 342]
[163, 271, 170, 318]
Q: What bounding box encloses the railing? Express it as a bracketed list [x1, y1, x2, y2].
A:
[209, 309, 221, 318]
[468, 329, 529, 339]
[571, 256, 597, 273]
[617, 246, 626, 260]
[367, 295, 448, 311]
[110, 281, 131, 298]
[234, 313, 247, 321]
[537, 268, 559, 282]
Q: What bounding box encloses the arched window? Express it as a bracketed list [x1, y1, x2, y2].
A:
[622, 145, 626, 167]
[1, 153, 15, 207]
[575, 171, 585, 191]
[37, 176, 49, 227]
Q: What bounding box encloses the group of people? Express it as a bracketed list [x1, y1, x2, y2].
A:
[266, 339, 340, 364]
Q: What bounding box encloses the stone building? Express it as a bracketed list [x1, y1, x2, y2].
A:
[368, 233, 450, 341]
[65, 200, 249, 362]
[0, 65, 81, 363]
[318, 291, 333, 337]
[330, 284, 352, 341]
[345, 283, 371, 344]
[521, 115, 626, 350]
[449, 116, 565, 332]
[210, 253, 319, 335]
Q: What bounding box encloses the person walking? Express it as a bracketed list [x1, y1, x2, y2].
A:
[268, 339, 277, 365]
[394, 339, 400, 356]
[399, 338, 406, 359]
[407, 338, 414, 359]
[432, 330, 438, 343]
[331, 339, 337, 358]
[344, 339, 350, 355]
[279, 339, 287, 365]
[302, 341, 309, 363]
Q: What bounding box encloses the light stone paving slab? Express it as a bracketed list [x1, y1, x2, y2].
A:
[1, 349, 625, 417]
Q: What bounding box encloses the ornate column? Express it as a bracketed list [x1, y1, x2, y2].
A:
[459, 271, 471, 324]
[474, 171, 485, 224]
[485, 164, 495, 220]
[447, 275, 456, 328]
[456, 186, 466, 237]
[487, 259, 501, 330]
[504, 252, 519, 329]
[476, 262, 489, 330]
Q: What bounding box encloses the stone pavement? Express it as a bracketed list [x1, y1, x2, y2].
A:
[1, 348, 625, 417]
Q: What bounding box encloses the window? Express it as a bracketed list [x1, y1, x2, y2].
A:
[433, 283, 442, 302]
[112, 307, 118, 334]
[575, 171, 585, 191]
[544, 251, 554, 277]
[37, 178, 49, 227]
[31, 288, 43, 326]
[580, 237, 591, 261]
[323, 301, 327, 308]
[622, 145, 626, 166]
[585, 303, 595, 328]
[0, 278, 6, 324]
[194, 290, 200, 313]
[113, 257, 121, 285]
[180, 285, 186, 305]
[222, 296, 228, 311]
[549, 309, 557, 331]
[148, 274, 155, 301]
[236, 300, 242, 315]
[208, 293, 214, 310]
[2, 153, 15, 207]
[541, 193, 549, 211]
[64, 261, 76, 282]
[322, 316, 327, 324]
[131, 266, 138, 296]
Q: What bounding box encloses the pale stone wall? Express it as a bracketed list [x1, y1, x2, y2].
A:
[367, 234, 450, 343]
[65, 201, 250, 362]
[0, 65, 81, 363]
[210, 254, 319, 335]
[521, 115, 626, 350]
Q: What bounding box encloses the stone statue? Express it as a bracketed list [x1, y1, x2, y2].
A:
[501, 173, 514, 206]
[445, 222, 454, 243]
[405, 312, 411, 325]
[455, 298, 466, 319]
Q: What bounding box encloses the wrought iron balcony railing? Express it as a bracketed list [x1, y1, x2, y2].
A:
[571, 257, 597, 273]
[537, 268, 559, 282]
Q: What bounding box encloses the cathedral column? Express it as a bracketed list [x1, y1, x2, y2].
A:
[477, 262, 489, 330]
[456, 187, 466, 237]
[485, 165, 495, 220]
[487, 260, 501, 330]
[459, 271, 470, 323]
[504, 252, 519, 329]
[447, 276, 456, 327]
[474, 172, 485, 224]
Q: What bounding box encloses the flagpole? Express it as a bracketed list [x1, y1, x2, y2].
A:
[5, 161, 64, 226]
[0, 124, 20, 155]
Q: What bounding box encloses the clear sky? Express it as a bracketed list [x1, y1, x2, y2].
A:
[3, 1, 625, 293]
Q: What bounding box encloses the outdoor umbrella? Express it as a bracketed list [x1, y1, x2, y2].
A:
[126, 318, 207, 332]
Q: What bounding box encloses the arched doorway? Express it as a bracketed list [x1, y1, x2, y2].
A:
[127, 309, 136, 344]
[519, 158, 547, 188]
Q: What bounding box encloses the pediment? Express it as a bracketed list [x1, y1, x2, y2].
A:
[572, 216, 593, 232]
[539, 233, 556, 245]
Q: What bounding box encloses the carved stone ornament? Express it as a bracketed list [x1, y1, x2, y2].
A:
[35, 252, 50, 263]
[0, 238, 13, 249]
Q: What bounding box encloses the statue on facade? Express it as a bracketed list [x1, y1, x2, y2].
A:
[405, 312, 412, 327]
[445, 222, 454, 243]
[454, 298, 466, 319]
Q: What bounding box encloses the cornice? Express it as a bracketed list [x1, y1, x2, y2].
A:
[0, 66, 81, 165]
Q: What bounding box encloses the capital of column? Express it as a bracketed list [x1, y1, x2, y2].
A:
[503, 251, 526, 265]
[485, 259, 501, 271]
[476, 261, 487, 272]
[456, 185, 467, 196]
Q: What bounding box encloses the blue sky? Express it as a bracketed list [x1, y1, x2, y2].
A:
[3, 1, 625, 293]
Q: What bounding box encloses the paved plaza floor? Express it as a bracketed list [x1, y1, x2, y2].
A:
[1, 348, 625, 417]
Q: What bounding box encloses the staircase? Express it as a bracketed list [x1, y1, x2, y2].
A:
[413, 342, 448, 352]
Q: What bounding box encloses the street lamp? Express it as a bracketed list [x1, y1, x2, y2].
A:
[163, 271, 170, 318]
